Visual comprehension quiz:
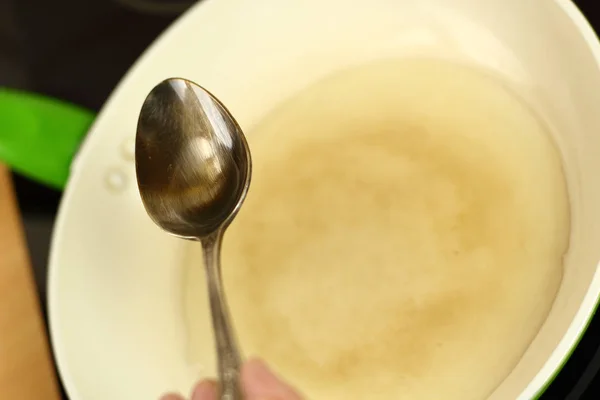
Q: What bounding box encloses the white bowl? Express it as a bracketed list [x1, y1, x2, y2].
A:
[49, 0, 600, 399]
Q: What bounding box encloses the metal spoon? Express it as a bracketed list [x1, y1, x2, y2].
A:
[135, 78, 251, 400]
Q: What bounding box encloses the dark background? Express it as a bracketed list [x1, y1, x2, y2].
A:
[0, 0, 598, 398]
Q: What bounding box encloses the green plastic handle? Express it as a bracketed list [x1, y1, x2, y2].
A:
[0, 88, 95, 189]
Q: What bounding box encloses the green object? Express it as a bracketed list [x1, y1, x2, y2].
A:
[0, 88, 95, 189]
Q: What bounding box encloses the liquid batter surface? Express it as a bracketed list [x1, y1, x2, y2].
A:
[186, 59, 570, 399]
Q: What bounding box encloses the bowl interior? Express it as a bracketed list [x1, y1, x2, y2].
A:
[49, 0, 600, 399]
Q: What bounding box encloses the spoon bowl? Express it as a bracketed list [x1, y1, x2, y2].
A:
[136, 78, 251, 238]
[136, 78, 252, 400]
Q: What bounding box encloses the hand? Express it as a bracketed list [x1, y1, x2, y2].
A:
[161, 358, 303, 400]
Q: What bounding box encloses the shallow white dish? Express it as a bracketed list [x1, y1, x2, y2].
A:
[48, 0, 600, 399]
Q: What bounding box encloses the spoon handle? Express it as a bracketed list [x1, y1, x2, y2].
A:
[201, 232, 245, 400]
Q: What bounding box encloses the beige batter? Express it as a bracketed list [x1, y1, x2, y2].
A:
[185, 59, 570, 399]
